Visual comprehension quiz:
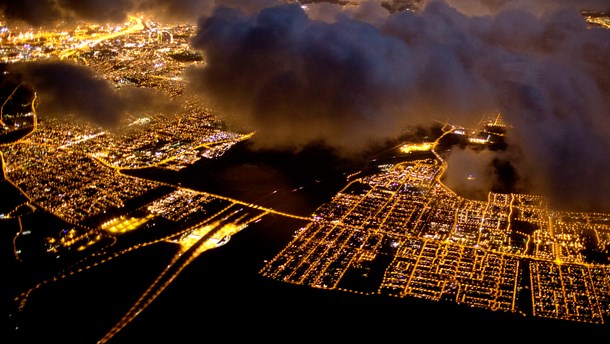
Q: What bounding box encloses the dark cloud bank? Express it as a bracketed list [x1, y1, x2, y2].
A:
[1, 0, 610, 212]
[6, 61, 175, 128]
[186, 0, 610, 212]
[0, 0, 289, 26]
[2, 0, 608, 27]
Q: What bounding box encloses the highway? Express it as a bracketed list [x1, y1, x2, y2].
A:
[96, 210, 264, 344]
[58, 16, 145, 59]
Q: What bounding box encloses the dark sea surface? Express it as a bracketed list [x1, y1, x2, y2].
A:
[5, 141, 610, 343]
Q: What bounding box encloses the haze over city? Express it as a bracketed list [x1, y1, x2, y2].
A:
[1, 0, 610, 342]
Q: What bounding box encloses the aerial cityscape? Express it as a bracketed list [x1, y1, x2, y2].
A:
[1, 0, 610, 342]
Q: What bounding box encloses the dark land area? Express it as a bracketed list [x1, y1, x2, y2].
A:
[8, 213, 610, 343]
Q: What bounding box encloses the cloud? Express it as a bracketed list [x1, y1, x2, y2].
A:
[0, 0, 135, 26]
[442, 146, 521, 201]
[7, 61, 175, 128]
[187, 3, 467, 155]
[0, 0, 290, 26]
[186, 0, 610, 211]
[433, 0, 610, 16]
[138, 0, 290, 23]
[2, 0, 608, 211]
[442, 147, 497, 201]
[302, 0, 392, 25]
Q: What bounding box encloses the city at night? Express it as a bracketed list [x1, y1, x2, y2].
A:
[1, 0, 610, 342]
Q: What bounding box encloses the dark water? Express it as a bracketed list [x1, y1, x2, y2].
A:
[124, 140, 368, 220]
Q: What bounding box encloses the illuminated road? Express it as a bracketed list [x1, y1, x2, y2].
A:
[0, 150, 6, 180]
[115, 169, 312, 222]
[96, 211, 265, 344]
[58, 16, 145, 59]
[0, 84, 20, 127]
